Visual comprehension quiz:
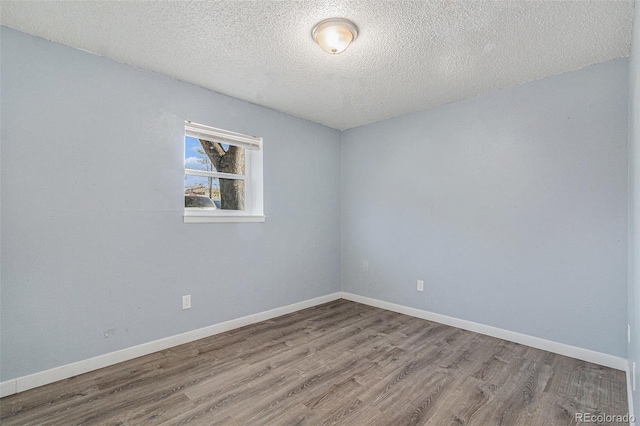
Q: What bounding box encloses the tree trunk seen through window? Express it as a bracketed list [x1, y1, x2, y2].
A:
[199, 140, 245, 210]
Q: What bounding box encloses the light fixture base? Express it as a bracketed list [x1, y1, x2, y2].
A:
[311, 18, 359, 54]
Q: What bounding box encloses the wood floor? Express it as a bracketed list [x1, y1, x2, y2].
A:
[0, 300, 628, 425]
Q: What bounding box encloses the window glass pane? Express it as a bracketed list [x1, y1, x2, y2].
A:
[185, 194, 216, 209]
[184, 136, 245, 175]
[185, 175, 245, 211]
[185, 136, 217, 172]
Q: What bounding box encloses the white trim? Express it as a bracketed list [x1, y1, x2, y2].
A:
[340, 292, 627, 371]
[1, 292, 627, 398]
[0, 292, 341, 397]
[184, 169, 246, 180]
[627, 361, 637, 425]
[185, 121, 262, 150]
[0, 381, 17, 398]
[183, 214, 265, 223]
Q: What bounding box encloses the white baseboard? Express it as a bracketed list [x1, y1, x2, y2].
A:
[0, 381, 17, 398]
[0, 291, 628, 399]
[340, 292, 627, 371]
[628, 361, 637, 426]
[0, 292, 342, 398]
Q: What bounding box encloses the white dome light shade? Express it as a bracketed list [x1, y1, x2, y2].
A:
[312, 18, 358, 54]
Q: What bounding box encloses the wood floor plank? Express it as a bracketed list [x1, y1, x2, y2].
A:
[318, 399, 389, 426]
[0, 300, 629, 425]
[416, 375, 496, 426]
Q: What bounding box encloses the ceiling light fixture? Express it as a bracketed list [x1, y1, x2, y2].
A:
[312, 18, 358, 54]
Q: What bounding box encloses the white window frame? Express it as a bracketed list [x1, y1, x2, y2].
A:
[184, 121, 264, 223]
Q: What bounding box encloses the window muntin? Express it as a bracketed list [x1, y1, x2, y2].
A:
[183, 121, 264, 222]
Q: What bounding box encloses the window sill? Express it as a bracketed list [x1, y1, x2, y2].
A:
[183, 214, 266, 223]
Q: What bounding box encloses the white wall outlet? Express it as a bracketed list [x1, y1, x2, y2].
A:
[417, 280, 424, 292]
[629, 324, 632, 343]
[182, 295, 191, 310]
[362, 260, 369, 272]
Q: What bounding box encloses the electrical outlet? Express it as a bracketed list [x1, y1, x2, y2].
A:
[417, 280, 424, 292]
[182, 295, 191, 310]
[362, 260, 369, 272]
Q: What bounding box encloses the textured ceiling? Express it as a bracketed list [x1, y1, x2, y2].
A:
[0, 1, 634, 130]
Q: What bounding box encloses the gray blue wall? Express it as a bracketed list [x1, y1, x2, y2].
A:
[341, 58, 629, 357]
[1, 24, 632, 385]
[629, 0, 639, 417]
[0, 27, 342, 381]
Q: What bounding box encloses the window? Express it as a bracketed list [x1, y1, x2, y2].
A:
[184, 121, 264, 223]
